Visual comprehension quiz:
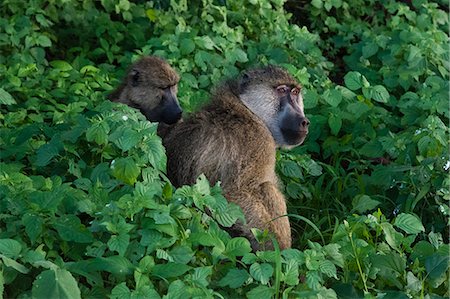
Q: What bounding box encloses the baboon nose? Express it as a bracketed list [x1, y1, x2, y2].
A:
[300, 117, 310, 130]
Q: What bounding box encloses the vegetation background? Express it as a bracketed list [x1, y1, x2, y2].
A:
[0, 0, 448, 298]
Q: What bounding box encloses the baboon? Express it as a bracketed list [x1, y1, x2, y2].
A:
[163, 65, 310, 250]
[109, 56, 182, 126]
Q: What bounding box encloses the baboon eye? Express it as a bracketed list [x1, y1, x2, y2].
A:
[130, 69, 140, 87]
[276, 85, 289, 94]
[291, 88, 300, 96]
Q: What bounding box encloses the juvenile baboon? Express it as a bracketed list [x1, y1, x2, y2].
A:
[109, 56, 182, 126]
[163, 65, 310, 250]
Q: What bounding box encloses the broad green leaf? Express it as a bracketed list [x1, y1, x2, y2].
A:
[381, 223, 404, 251]
[283, 260, 299, 286]
[107, 234, 130, 256]
[86, 121, 110, 145]
[344, 72, 363, 91]
[36, 142, 61, 167]
[50, 60, 72, 71]
[2, 256, 29, 274]
[165, 280, 189, 298]
[328, 113, 342, 136]
[394, 213, 425, 234]
[151, 263, 191, 279]
[53, 215, 94, 243]
[111, 282, 131, 299]
[22, 213, 43, 243]
[280, 160, 303, 179]
[246, 285, 275, 299]
[180, 38, 195, 55]
[0, 88, 16, 105]
[250, 262, 273, 285]
[0, 239, 22, 258]
[111, 157, 140, 185]
[190, 266, 212, 287]
[323, 89, 342, 107]
[32, 269, 81, 299]
[362, 42, 378, 58]
[371, 85, 390, 103]
[89, 256, 134, 275]
[225, 237, 252, 258]
[359, 140, 384, 158]
[319, 260, 337, 279]
[306, 270, 321, 290]
[303, 89, 319, 109]
[311, 0, 323, 9]
[425, 254, 449, 282]
[37, 35, 52, 47]
[219, 269, 250, 288]
[169, 245, 194, 264]
[351, 195, 380, 213]
[110, 126, 141, 152]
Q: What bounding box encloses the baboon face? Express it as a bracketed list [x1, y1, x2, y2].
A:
[116, 56, 182, 125]
[239, 66, 310, 147]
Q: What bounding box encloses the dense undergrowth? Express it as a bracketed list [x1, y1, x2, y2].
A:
[0, 0, 448, 298]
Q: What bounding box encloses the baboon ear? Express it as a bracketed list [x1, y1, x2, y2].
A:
[239, 72, 251, 91]
[130, 69, 140, 87]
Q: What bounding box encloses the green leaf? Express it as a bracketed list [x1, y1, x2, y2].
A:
[50, 60, 73, 71]
[225, 237, 252, 258]
[107, 234, 130, 256]
[22, 213, 43, 243]
[32, 269, 81, 299]
[425, 254, 449, 282]
[394, 213, 425, 234]
[283, 260, 299, 286]
[110, 126, 141, 152]
[381, 223, 404, 251]
[110, 282, 131, 299]
[311, 0, 323, 9]
[89, 256, 134, 275]
[0, 239, 22, 258]
[362, 42, 378, 58]
[319, 260, 337, 279]
[323, 89, 342, 107]
[37, 35, 52, 47]
[370, 85, 390, 103]
[111, 157, 140, 185]
[2, 256, 29, 274]
[0, 88, 16, 105]
[328, 114, 342, 136]
[180, 38, 196, 55]
[306, 270, 321, 290]
[219, 269, 250, 288]
[190, 266, 212, 287]
[53, 215, 94, 243]
[280, 160, 303, 179]
[250, 262, 273, 285]
[36, 141, 62, 167]
[86, 121, 110, 145]
[246, 285, 275, 299]
[169, 245, 194, 264]
[344, 72, 364, 91]
[351, 195, 380, 213]
[151, 263, 191, 279]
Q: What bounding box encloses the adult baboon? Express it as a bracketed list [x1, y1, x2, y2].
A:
[109, 56, 182, 126]
[163, 65, 310, 250]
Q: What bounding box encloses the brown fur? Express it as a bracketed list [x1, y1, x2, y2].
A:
[163, 66, 306, 250]
[109, 56, 182, 125]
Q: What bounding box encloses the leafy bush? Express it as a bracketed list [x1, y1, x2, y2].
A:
[0, 0, 448, 298]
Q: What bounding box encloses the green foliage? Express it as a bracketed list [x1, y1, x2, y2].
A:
[0, 0, 448, 298]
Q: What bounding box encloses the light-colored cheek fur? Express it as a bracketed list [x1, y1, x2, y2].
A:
[240, 85, 285, 146]
[120, 86, 161, 110]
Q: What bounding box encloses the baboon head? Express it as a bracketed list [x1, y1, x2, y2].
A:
[238, 65, 310, 147]
[110, 56, 182, 125]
